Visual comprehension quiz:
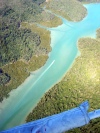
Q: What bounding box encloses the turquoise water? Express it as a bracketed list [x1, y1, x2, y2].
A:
[0, 3, 100, 131]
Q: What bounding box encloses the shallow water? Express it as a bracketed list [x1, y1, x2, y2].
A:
[0, 3, 100, 131]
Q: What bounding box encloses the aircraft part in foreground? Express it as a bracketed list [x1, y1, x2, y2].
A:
[1, 101, 100, 133]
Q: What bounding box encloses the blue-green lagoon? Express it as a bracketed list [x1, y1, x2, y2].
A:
[0, 3, 100, 131]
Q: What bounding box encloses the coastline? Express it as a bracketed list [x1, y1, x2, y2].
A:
[0, 2, 100, 131]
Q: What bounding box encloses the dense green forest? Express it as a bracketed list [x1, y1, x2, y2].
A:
[0, 0, 43, 66]
[26, 33, 100, 132]
[0, 23, 41, 66]
[0, 68, 11, 85]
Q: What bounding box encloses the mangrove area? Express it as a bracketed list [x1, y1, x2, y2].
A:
[0, 0, 100, 132]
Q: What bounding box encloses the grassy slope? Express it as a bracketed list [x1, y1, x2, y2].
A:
[26, 34, 100, 132]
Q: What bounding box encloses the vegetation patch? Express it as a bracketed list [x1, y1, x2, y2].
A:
[46, 0, 87, 21]
[78, 0, 100, 3]
[0, 23, 41, 66]
[0, 69, 11, 85]
[38, 10, 62, 27]
[0, 55, 48, 102]
[97, 28, 100, 39]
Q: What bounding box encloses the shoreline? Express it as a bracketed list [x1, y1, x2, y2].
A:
[0, 2, 100, 131]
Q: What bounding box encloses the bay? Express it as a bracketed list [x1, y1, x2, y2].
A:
[0, 3, 100, 131]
